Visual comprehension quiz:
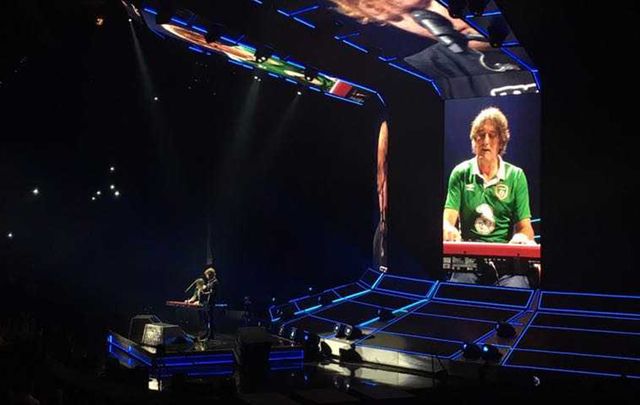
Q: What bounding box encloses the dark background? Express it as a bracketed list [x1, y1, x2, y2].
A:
[2, 0, 640, 338]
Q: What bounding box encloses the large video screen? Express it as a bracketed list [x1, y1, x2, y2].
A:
[276, 0, 538, 99]
[443, 95, 541, 288]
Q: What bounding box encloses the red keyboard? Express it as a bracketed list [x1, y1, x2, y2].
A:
[165, 300, 205, 309]
[443, 241, 540, 259]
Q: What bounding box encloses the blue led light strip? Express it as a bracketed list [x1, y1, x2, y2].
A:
[513, 347, 640, 362]
[324, 92, 363, 106]
[290, 5, 321, 16]
[391, 299, 430, 315]
[375, 286, 429, 300]
[371, 272, 385, 289]
[294, 304, 322, 316]
[501, 311, 539, 365]
[434, 296, 528, 311]
[529, 324, 640, 337]
[191, 25, 207, 34]
[535, 310, 640, 322]
[170, 17, 188, 27]
[342, 39, 368, 53]
[294, 17, 316, 29]
[371, 329, 464, 345]
[143, 7, 158, 15]
[360, 342, 459, 360]
[228, 59, 254, 70]
[107, 340, 151, 366]
[408, 309, 519, 325]
[503, 363, 639, 379]
[358, 317, 380, 328]
[332, 289, 371, 303]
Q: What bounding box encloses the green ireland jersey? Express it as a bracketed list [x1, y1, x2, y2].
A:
[444, 158, 531, 243]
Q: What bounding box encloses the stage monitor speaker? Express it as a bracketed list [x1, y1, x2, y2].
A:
[141, 323, 193, 347]
[234, 327, 273, 368]
[129, 314, 161, 343]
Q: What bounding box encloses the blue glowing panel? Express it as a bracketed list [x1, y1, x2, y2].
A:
[415, 301, 520, 323]
[382, 312, 496, 343]
[313, 301, 380, 326]
[539, 291, 640, 316]
[352, 291, 416, 310]
[533, 312, 640, 334]
[505, 349, 640, 378]
[514, 325, 640, 359]
[434, 283, 533, 308]
[376, 275, 435, 297]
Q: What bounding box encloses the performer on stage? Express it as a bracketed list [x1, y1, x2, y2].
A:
[201, 266, 219, 339]
[183, 266, 219, 339]
[443, 107, 535, 288]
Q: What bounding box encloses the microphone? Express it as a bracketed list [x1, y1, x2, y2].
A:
[410, 9, 472, 54]
[184, 279, 198, 293]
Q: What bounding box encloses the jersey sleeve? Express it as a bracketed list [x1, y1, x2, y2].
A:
[444, 166, 463, 211]
[514, 169, 532, 221]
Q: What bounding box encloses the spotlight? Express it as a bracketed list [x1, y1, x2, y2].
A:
[487, 18, 510, 48]
[344, 325, 362, 340]
[32, 188, 39, 195]
[7, 232, 13, 239]
[110, 166, 115, 172]
[447, 0, 467, 19]
[377, 308, 394, 322]
[333, 323, 346, 338]
[96, 17, 105, 26]
[481, 344, 501, 361]
[91, 196, 96, 201]
[96, 191, 102, 196]
[153, 96, 159, 101]
[304, 67, 318, 82]
[495, 321, 516, 339]
[128, 18, 132, 23]
[462, 342, 482, 360]
[110, 185, 115, 190]
[114, 190, 121, 197]
[468, 0, 489, 16]
[255, 46, 273, 64]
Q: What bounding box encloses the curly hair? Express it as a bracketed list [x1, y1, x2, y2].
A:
[469, 107, 511, 155]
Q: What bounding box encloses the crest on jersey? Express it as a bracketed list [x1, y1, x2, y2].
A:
[495, 183, 509, 201]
